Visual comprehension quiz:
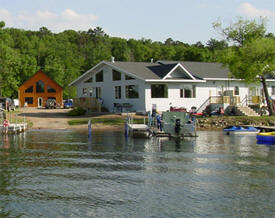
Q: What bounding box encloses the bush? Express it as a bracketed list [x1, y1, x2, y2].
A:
[68, 107, 86, 116]
[101, 106, 109, 112]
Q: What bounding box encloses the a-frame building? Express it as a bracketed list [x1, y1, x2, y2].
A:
[18, 71, 63, 107]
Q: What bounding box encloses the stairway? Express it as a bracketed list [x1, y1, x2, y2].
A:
[235, 105, 260, 117]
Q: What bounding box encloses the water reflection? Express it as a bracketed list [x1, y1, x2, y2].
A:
[0, 130, 274, 217]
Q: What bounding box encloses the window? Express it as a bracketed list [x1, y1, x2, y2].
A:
[25, 86, 33, 93]
[126, 85, 139, 99]
[96, 87, 101, 98]
[84, 76, 93, 83]
[272, 86, 275, 95]
[115, 86, 121, 99]
[180, 86, 196, 98]
[184, 88, 192, 98]
[24, 97, 33, 105]
[112, 70, 121, 81]
[96, 70, 103, 82]
[83, 88, 87, 95]
[125, 75, 135, 80]
[36, 80, 44, 93]
[151, 84, 168, 98]
[89, 88, 93, 96]
[47, 85, 56, 93]
[234, 86, 239, 95]
[180, 89, 184, 98]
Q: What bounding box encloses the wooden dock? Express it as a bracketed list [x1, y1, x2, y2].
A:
[128, 124, 151, 138]
[0, 123, 27, 134]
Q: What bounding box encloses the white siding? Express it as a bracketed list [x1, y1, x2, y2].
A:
[76, 65, 146, 112]
[74, 63, 275, 113]
[144, 80, 274, 112]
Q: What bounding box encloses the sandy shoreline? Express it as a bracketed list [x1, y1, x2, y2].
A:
[15, 108, 138, 131]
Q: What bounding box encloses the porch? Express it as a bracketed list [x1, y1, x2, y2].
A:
[196, 95, 263, 116]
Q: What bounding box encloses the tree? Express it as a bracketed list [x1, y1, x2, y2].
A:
[0, 21, 5, 29]
[206, 38, 228, 51]
[213, 17, 266, 46]
[214, 17, 275, 115]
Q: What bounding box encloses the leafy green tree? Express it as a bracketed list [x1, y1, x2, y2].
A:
[0, 43, 21, 97]
[213, 17, 266, 46]
[111, 37, 131, 61]
[214, 17, 275, 115]
[206, 38, 228, 51]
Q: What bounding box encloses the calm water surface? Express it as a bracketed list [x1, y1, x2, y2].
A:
[0, 130, 274, 217]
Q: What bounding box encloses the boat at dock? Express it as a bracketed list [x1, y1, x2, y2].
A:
[223, 126, 259, 135]
[161, 112, 196, 137]
[125, 111, 197, 138]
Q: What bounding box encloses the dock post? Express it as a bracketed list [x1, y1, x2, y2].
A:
[124, 117, 129, 138]
[88, 120, 92, 139]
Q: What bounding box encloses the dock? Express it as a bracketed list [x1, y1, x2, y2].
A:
[0, 123, 27, 134]
[254, 125, 275, 132]
[125, 112, 197, 138]
[243, 125, 275, 132]
[127, 124, 151, 138]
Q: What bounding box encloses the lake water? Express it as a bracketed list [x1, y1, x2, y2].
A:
[0, 130, 274, 217]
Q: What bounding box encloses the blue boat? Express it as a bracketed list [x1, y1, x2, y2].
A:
[223, 126, 259, 135]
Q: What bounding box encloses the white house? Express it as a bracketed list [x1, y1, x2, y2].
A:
[69, 60, 275, 114]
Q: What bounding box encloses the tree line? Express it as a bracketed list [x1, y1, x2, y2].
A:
[0, 21, 229, 99]
[0, 18, 274, 102]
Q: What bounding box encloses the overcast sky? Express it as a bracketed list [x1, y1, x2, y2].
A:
[0, 0, 275, 44]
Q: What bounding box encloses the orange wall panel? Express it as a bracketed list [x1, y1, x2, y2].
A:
[18, 71, 63, 107]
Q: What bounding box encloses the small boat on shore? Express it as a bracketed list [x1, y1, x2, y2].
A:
[223, 126, 259, 135]
[256, 132, 275, 143]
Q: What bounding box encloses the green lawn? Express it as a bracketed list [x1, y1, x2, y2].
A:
[68, 118, 148, 126]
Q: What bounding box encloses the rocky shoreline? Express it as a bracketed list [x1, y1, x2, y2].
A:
[196, 116, 275, 130]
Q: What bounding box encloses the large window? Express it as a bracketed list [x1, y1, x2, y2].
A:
[96, 70, 103, 82]
[25, 86, 33, 93]
[47, 85, 56, 93]
[24, 97, 33, 105]
[184, 88, 192, 98]
[112, 70, 121, 81]
[271, 86, 275, 95]
[36, 80, 44, 93]
[180, 85, 196, 98]
[115, 86, 121, 99]
[151, 84, 168, 98]
[126, 85, 139, 99]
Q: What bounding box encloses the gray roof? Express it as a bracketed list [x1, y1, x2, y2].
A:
[158, 61, 230, 79]
[107, 61, 230, 80]
[106, 61, 179, 80]
[69, 60, 232, 86]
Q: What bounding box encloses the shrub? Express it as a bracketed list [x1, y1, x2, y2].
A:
[68, 107, 86, 116]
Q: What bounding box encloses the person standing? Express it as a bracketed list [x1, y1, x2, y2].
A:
[3, 118, 9, 134]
